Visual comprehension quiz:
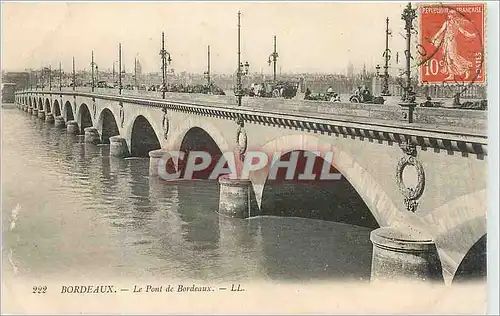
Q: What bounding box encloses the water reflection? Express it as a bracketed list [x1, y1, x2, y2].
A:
[3, 108, 373, 282]
[259, 218, 372, 281]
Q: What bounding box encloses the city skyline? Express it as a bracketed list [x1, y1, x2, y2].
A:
[3, 2, 412, 76]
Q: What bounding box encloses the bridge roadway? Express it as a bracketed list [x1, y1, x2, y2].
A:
[14, 88, 488, 285]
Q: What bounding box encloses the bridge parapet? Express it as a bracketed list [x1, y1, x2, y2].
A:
[17, 89, 487, 156]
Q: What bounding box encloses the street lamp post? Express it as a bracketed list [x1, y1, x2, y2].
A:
[118, 43, 122, 95]
[96, 65, 99, 89]
[72, 57, 76, 91]
[399, 2, 417, 123]
[90, 51, 96, 92]
[159, 32, 172, 99]
[268, 35, 279, 82]
[59, 62, 62, 91]
[134, 57, 137, 89]
[235, 11, 250, 107]
[381, 17, 392, 96]
[49, 65, 52, 91]
[203, 45, 211, 86]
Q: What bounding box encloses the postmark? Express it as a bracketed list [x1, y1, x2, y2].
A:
[417, 3, 485, 86]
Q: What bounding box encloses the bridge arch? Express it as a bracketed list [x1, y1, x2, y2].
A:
[38, 98, 43, 110]
[64, 101, 74, 121]
[45, 98, 51, 113]
[425, 189, 487, 283]
[129, 115, 161, 157]
[175, 127, 226, 180]
[166, 116, 230, 154]
[77, 103, 93, 133]
[161, 118, 230, 179]
[32, 97, 36, 108]
[96, 108, 120, 144]
[53, 99, 61, 117]
[252, 133, 399, 227]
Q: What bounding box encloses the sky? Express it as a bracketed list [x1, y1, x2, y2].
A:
[2, 1, 411, 75]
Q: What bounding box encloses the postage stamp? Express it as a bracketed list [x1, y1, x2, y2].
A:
[418, 3, 486, 85]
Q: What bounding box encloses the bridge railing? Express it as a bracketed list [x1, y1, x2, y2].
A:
[18, 88, 487, 134]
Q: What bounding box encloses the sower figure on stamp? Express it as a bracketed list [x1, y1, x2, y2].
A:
[431, 9, 476, 81]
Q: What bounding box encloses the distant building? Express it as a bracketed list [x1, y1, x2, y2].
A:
[135, 59, 142, 76]
[2, 71, 29, 90]
[347, 62, 354, 78]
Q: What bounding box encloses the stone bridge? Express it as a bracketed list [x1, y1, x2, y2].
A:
[14, 89, 488, 284]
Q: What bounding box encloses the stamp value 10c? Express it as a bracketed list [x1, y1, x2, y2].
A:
[418, 3, 486, 85]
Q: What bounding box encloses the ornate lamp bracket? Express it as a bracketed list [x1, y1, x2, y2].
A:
[396, 138, 425, 213]
[92, 97, 97, 119]
[119, 101, 124, 128]
[162, 107, 169, 139]
[235, 115, 247, 160]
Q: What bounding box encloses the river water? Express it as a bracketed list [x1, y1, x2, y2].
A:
[2, 106, 373, 283]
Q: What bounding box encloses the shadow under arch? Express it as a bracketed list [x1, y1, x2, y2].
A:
[175, 127, 225, 180]
[452, 234, 487, 283]
[53, 99, 61, 117]
[45, 98, 51, 113]
[260, 150, 379, 229]
[97, 108, 120, 144]
[130, 115, 161, 157]
[38, 98, 43, 110]
[78, 103, 93, 133]
[253, 134, 399, 227]
[64, 101, 74, 121]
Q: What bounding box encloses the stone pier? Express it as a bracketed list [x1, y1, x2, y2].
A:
[66, 120, 79, 134]
[28, 107, 33, 114]
[218, 176, 258, 218]
[84, 127, 100, 144]
[148, 149, 165, 177]
[32, 108, 38, 116]
[369, 227, 444, 283]
[38, 110, 45, 120]
[54, 116, 66, 128]
[109, 136, 129, 158]
[45, 113, 54, 124]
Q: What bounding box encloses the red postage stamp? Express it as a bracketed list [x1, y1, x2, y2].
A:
[418, 3, 486, 84]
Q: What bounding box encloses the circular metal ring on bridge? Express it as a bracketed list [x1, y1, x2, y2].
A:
[396, 155, 425, 203]
[236, 125, 248, 156]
